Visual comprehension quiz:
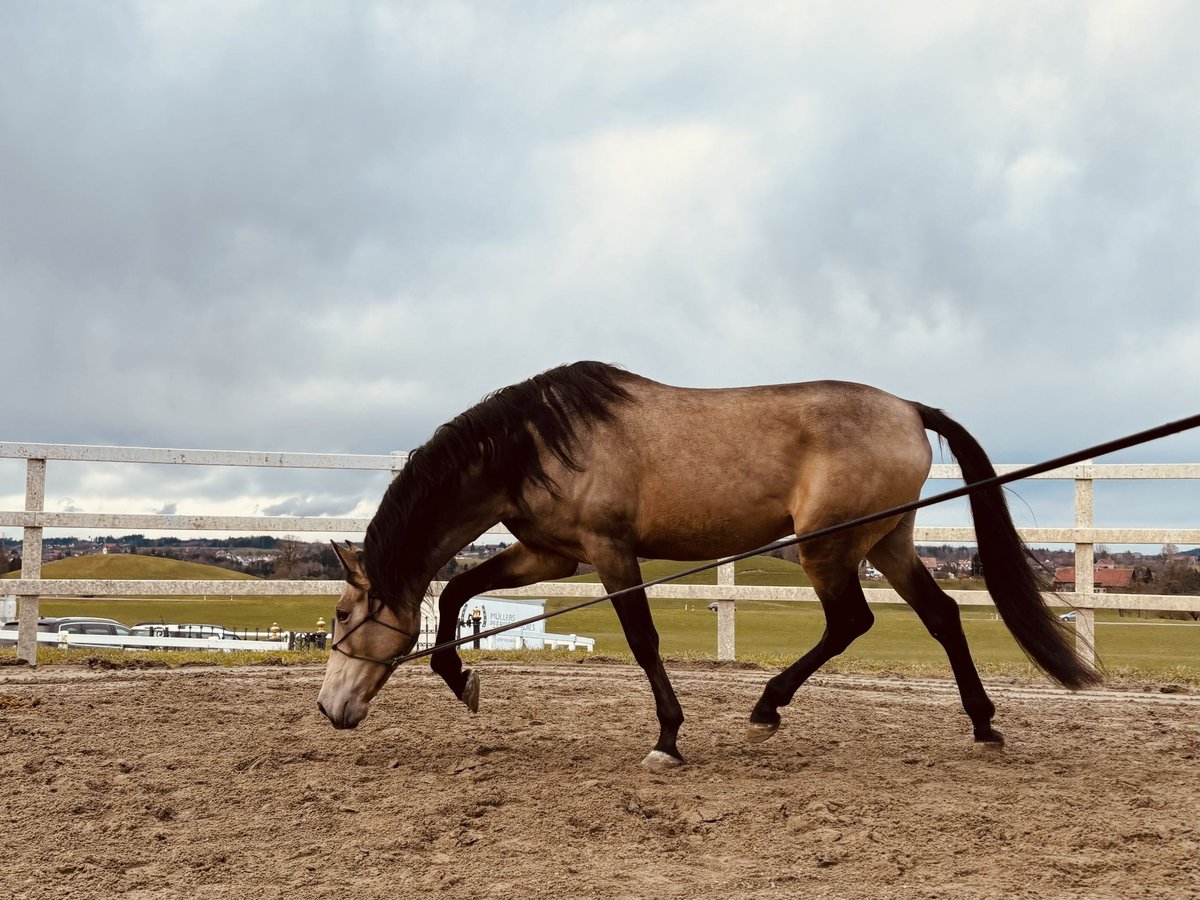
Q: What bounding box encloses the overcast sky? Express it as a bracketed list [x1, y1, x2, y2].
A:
[2, 1, 1198, 545]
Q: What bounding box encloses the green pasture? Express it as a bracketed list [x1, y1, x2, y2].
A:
[3, 553, 258, 582]
[7, 554, 1198, 682]
[557, 557, 1197, 678]
[543, 597, 1199, 681]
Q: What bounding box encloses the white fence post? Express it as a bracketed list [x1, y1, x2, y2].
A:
[716, 600, 735, 660]
[1074, 463, 1096, 666]
[16, 458, 45, 666]
[717, 560, 735, 587]
[716, 559, 736, 660]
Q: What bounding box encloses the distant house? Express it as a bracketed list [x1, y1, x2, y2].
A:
[919, 556, 939, 572]
[1053, 567, 1134, 592]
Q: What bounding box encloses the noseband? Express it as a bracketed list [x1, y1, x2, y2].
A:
[330, 594, 418, 671]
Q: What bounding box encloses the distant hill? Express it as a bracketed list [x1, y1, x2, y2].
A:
[2, 554, 258, 581]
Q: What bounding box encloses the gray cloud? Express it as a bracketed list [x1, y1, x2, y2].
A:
[3, 1, 1198, 540]
[262, 495, 364, 518]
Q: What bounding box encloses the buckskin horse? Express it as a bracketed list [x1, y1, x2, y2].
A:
[317, 362, 1098, 771]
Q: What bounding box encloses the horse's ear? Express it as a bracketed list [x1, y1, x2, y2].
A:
[330, 540, 370, 590]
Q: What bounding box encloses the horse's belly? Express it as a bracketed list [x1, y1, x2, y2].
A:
[634, 500, 795, 561]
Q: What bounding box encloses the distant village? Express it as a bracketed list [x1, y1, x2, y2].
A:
[1, 535, 510, 581]
[871, 543, 1200, 596]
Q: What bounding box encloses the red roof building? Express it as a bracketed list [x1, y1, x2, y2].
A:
[1053, 567, 1135, 592]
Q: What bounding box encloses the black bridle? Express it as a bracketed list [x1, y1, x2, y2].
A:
[330, 593, 418, 670]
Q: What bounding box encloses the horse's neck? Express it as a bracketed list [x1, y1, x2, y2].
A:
[409, 492, 511, 588]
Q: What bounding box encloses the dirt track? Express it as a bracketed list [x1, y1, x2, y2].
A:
[1, 661, 1196, 900]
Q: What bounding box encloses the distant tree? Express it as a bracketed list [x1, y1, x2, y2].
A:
[1162, 543, 1178, 559]
[274, 535, 304, 578]
[1152, 563, 1200, 620]
[245, 560, 274, 578]
[971, 553, 982, 577]
[1158, 563, 1200, 594]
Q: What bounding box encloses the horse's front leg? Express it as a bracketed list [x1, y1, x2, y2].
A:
[430, 543, 577, 711]
[590, 547, 685, 772]
[430, 574, 480, 710]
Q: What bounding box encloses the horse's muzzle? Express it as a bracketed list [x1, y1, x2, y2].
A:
[316, 694, 368, 729]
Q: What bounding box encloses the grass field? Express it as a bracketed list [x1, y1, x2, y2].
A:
[5, 554, 336, 633]
[2, 554, 258, 582]
[543, 597, 1199, 680]
[8, 554, 1198, 682]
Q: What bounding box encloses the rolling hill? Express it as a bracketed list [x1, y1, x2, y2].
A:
[3, 553, 258, 581]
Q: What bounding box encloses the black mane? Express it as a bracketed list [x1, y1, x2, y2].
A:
[364, 361, 636, 604]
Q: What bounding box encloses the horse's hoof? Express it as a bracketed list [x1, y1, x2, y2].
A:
[745, 721, 779, 744]
[974, 728, 1004, 750]
[641, 750, 684, 773]
[461, 669, 480, 713]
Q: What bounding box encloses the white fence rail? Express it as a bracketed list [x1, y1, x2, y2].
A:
[0, 630, 290, 652]
[3, 442, 1199, 666]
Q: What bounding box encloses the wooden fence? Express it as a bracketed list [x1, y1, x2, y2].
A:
[3, 442, 1199, 665]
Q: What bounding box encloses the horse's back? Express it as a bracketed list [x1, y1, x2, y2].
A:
[623, 377, 930, 479]
[567, 377, 934, 559]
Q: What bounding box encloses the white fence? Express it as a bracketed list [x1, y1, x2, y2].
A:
[0, 630, 290, 652]
[3, 441, 1199, 666]
[462, 628, 595, 653]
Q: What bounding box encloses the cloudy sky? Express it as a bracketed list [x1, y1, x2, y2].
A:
[3, 1, 1198, 544]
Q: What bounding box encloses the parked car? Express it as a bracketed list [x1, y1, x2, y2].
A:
[0, 617, 133, 648]
[1059, 611, 1077, 622]
[1, 616, 133, 635]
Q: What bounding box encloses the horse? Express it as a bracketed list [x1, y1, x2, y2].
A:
[316, 361, 1099, 771]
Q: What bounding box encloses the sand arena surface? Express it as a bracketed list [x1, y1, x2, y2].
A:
[0, 661, 1196, 900]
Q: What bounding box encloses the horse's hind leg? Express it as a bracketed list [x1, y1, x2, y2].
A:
[868, 523, 1003, 745]
[748, 560, 875, 742]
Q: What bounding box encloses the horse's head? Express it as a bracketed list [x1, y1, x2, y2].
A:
[316, 541, 420, 729]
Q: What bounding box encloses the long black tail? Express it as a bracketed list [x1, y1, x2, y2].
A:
[916, 404, 1101, 689]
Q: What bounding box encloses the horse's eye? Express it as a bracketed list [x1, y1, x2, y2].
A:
[335, 608, 350, 623]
